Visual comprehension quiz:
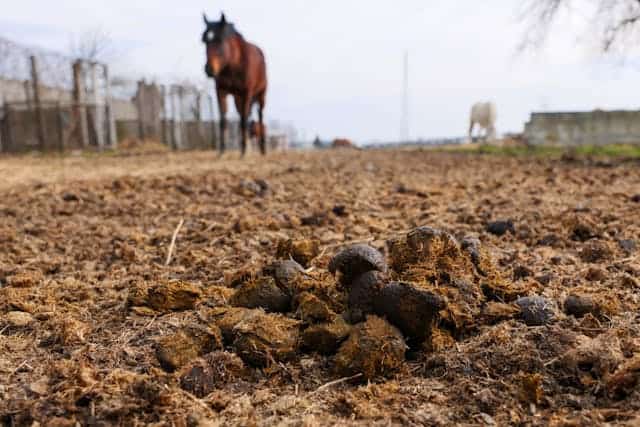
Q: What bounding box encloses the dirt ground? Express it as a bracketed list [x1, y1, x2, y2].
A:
[1, 147, 640, 426]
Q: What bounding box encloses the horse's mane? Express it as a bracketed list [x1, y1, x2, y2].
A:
[215, 22, 244, 41]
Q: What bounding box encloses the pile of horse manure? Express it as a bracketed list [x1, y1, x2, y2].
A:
[125, 226, 532, 380]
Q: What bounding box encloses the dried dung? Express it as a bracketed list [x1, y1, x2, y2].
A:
[563, 294, 601, 318]
[179, 351, 247, 397]
[229, 276, 291, 313]
[373, 281, 445, 348]
[334, 315, 406, 380]
[580, 240, 614, 263]
[606, 355, 640, 398]
[1, 311, 35, 328]
[2, 149, 640, 425]
[276, 239, 320, 267]
[386, 227, 499, 334]
[328, 244, 387, 286]
[129, 280, 202, 313]
[295, 291, 334, 323]
[208, 306, 261, 343]
[300, 315, 352, 355]
[201, 284, 235, 306]
[232, 311, 300, 367]
[6, 271, 43, 288]
[346, 271, 386, 323]
[155, 325, 223, 372]
[480, 302, 521, 324]
[263, 259, 305, 293]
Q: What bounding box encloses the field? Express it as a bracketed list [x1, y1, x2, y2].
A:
[1, 146, 640, 426]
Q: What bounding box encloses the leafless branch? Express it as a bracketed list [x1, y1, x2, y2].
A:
[516, 0, 566, 53]
[517, 0, 640, 54]
[69, 28, 116, 63]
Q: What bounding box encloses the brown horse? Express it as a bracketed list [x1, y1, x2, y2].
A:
[202, 12, 267, 156]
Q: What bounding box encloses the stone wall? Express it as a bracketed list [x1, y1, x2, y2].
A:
[524, 110, 640, 146]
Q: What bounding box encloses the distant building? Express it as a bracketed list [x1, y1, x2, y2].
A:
[524, 110, 640, 146]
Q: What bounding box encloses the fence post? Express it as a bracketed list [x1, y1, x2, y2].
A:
[147, 82, 162, 139]
[103, 64, 117, 148]
[207, 94, 217, 150]
[56, 101, 65, 152]
[160, 85, 168, 146]
[195, 91, 203, 147]
[30, 55, 46, 151]
[0, 98, 5, 153]
[4, 102, 13, 153]
[136, 80, 145, 140]
[170, 86, 181, 150]
[178, 86, 185, 149]
[23, 80, 32, 112]
[168, 87, 175, 149]
[72, 60, 89, 148]
[91, 62, 105, 150]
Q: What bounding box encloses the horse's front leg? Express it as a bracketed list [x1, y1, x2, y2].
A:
[216, 89, 228, 155]
[235, 94, 251, 157]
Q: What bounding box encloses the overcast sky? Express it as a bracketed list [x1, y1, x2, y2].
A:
[2, 1, 639, 142]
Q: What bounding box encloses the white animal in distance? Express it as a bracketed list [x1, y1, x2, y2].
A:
[468, 102, 497, 142]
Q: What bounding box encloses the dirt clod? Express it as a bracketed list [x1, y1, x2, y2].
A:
[580, 240, 613, 263]
[237, 179, 269, 197]
[618, 239, 637, 253]
[334, 315, 406, 380]
[179, 352, 247, 398]
[486, 220, 515, 236]
[606, 355, 640, 397]
[564, 295, 601, 318]
[332, 205, 348, 217]
[480, 302, 520, 324]
[515, 296, 556, 326]
[560, 333, 624, 388]
[6, 271, 43, 288]
[2, 311, 35, 328]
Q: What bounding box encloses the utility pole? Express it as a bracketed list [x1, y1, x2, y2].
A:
[400, 51, 409, 143]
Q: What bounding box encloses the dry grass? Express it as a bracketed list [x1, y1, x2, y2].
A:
[1, 146, 640, 425]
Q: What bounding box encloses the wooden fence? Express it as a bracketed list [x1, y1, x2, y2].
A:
[0, 56, 116, 153]
[0, 55, 274, 153]
[0, 69, 239, 153]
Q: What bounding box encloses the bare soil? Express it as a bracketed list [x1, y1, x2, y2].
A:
[1, 148, 640, 426]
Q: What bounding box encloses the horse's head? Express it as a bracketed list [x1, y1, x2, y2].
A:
[202, 12, 240, 78]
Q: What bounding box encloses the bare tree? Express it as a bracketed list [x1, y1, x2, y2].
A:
[518, 0, 640, 53]
[69, 28, 116, 63]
